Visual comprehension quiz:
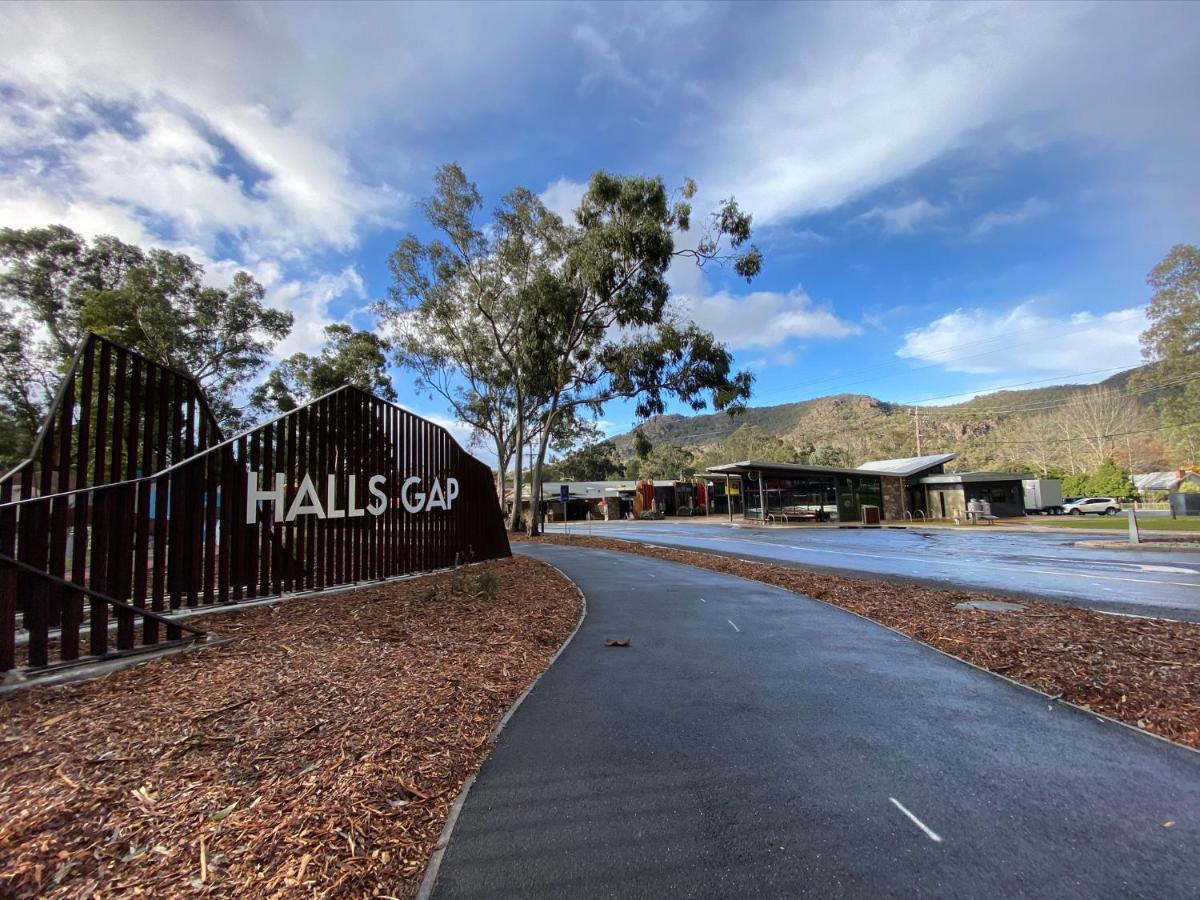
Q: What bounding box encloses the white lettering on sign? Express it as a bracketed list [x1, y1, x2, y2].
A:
[245, 473, 459, 524]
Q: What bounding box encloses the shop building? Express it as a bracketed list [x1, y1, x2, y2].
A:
[705, 453, 1030, 523]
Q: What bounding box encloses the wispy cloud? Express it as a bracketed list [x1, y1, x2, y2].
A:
[968, 197, 1051, 239]
[852, 198, 946, 235]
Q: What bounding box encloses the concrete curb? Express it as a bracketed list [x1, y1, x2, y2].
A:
[415, 552, 589, 900]
[1074, 539, 1200, 554]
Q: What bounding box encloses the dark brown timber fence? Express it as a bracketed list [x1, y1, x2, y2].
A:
[0, 335, 510, 676]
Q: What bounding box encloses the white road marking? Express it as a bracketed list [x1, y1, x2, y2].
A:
[727, 619, 740, 632]
[889, 797, 943, 843]
[1137, 564, 1200, 575]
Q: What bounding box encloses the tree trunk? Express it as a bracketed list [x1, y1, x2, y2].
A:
[494, 435, 510, 503]
[508, 418, 524, 532]
[527, 403, 558, 537]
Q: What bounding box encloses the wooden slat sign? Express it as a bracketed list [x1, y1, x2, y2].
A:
[0, 334, 511, 675]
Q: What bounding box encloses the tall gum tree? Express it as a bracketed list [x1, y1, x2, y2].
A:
[519, 172, 761, 534]
[378, 165, 569, 521]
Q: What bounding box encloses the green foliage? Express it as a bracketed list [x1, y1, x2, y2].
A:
[638, 509, 665, 520]
[631, 443, 696, 480]
[1135, 244, 1200, 460]
[550, 440, 625, 481]
[693, 423, 801, 470]
[1086, 458, 1136, 497]
[251, 324, 395, 414]
[1178, 480, 1200, 494]
[1061, 473, 1090, 497]
[0, 225, 292, 442]
[1063, 459, 1136, 498]
[383, 164, 762, 535]
[805, 445, 853, 467]
[719, 423, 800, 462]
[377, 164, 571, 522]
[631, 428, 653, 461]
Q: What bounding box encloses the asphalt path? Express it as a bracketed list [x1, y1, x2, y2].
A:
[431, 543, 1200, 899]
[544, 521, 1200, 621]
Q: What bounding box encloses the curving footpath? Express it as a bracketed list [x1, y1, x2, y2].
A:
[430, 543, 1200, 899]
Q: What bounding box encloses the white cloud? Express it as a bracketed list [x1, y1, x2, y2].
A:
[571, 23, 642, 93]
[675, 286, 861, 349]
[266, 266, 367, 359]
[694, 3, 1200, 227]
[968, 197, 1050, 239]
[0, 2, 566, 354]
[852, 198, 946, 235]
[539, 177, 587, 223]
[896, 301, 1147, 376]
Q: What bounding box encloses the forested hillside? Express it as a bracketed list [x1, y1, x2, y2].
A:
[607, 365, 1186, 475]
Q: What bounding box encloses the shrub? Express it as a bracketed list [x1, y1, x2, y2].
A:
[473, 570, 500, 600]
[638, 509, 665, 520]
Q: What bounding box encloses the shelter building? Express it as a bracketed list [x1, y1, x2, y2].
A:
[705, 453, 1030, 523]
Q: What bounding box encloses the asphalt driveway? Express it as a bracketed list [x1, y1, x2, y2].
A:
[544, 521, 1200, 621]
[430, 543, 1200, 899]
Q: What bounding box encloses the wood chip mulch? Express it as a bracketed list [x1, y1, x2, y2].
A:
[522, 533, 1200, 750]
[0, 555, 581, 899]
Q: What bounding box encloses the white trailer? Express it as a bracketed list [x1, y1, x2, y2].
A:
[1022, 478, 1064, 515]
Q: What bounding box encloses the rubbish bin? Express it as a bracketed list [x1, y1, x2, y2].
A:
[861, 505, 881, 525]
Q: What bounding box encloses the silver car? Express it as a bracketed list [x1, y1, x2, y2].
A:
[1062, 496, 1122, 516]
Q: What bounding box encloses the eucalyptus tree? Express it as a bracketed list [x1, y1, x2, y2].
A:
[518, 172, 760, 533]
[382, 166, 762, 533]
[250, 323, 395, 414]
[379, 165, 568, 518]
[0, 225, 293, 440]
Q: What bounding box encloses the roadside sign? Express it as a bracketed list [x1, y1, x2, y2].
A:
[560, 484, 570, 503]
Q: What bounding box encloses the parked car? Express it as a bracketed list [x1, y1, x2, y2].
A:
[1062, 496, 1122, 516]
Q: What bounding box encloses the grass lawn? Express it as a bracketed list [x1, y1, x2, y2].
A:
[1036, 516, 1200, 532]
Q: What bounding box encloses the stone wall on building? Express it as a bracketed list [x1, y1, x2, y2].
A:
[881, 475, 905, 521]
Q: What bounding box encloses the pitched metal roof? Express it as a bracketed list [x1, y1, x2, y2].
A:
[856, 453, 957, 477]
[1134, 470, 1200, 491]
[705, 460, 866, 477]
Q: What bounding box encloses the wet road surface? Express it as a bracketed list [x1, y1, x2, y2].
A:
[431, 544, 1200, 899]
[544, 521, 1200, 621]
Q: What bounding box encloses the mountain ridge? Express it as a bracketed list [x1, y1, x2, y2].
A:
[607, 366, 1165, 472]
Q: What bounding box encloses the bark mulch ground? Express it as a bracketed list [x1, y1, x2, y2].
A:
[0, 555, 581, 899]
[521, 533, 1200, 750]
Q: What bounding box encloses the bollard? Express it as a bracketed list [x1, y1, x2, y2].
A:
[1128, 506, 1141, 545]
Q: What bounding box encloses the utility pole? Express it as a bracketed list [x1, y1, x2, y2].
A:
[912, 407, 922, 456]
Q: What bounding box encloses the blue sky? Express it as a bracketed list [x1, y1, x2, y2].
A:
[1, 1, 1197, 452]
